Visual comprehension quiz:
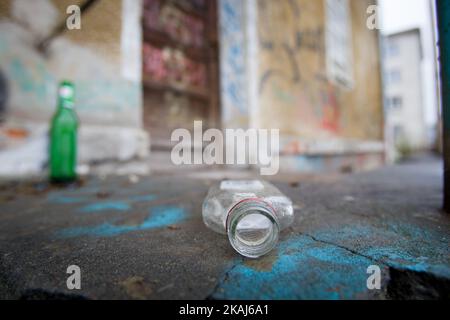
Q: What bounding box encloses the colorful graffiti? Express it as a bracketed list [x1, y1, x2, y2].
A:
[319, 84, 340, 133]
[256, 0, 343, 138]
[143, 0, 205, 48]
[142, 43, 206, 88]
[256, 0, 383, 142]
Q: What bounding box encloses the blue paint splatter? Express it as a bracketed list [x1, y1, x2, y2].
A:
[78, 202, 130, 213]
[57, 205, 187, 238]
[213, 235, 373, 300]
[47, 193, 86, 204]
[310, 223, 450, 279]
[129, 195, 157, 202]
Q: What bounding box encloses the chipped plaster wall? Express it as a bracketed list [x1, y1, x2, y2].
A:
[0, 0, 148, 176]
[256, 0, 384, 156]
[220, 0, 384, 164]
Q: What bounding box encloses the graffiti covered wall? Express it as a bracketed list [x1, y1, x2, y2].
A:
[0, 0, 143, 127]
[255, 0, 383, 155]
[219, 0, 249, 128]
[0, 0, 148, 176]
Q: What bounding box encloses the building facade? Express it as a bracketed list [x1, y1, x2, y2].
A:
[220, 0, 384, 173]
[383, 29, 428, 161]
[0, 0, 384, 177]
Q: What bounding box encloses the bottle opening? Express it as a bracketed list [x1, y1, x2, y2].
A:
[227, 200, 279, 258]
[235, 211, 273, 246]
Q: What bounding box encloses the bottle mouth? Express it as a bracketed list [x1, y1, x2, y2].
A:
[227, 199, 279, 258]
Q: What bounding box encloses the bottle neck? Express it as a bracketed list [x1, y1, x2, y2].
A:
[58, 83, 75, 110]
[58, 97, 74, 110]
[226, 198, 279, 258]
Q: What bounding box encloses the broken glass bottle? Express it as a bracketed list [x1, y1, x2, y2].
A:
[202, 180, 294, 258]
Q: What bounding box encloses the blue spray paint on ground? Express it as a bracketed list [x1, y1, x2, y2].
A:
[310, 223, 450, 279]
[78, 202, 131, 213]
[56, 205, 187, 238]
[129, 195, 157, 202]
[47, 192, 157, 211]
[213, 235, 373, 300]
[47, 193, 86, 204]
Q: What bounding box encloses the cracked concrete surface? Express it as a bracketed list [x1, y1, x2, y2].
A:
[0, 155, 449, 299]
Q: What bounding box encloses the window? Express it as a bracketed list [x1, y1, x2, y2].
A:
[325, 0, 354, 89]
[385, 40, 400, 58]
[385, 69, 401, 85]
[385, 96, 403, 111]
[391, 96, 402, 109]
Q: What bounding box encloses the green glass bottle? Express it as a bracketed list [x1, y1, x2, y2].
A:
[50, 80, 78, 182]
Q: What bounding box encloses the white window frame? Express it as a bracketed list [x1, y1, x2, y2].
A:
[325, 0, 354, 89]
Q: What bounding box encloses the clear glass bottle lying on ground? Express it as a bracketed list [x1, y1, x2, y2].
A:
[202, 180, 294, 258]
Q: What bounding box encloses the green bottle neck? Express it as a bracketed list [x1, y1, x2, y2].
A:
[58, 97, 74, 110]
[57, 82, 75, 110]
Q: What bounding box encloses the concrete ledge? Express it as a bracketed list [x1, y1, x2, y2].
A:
[280, 137, 385, 156]
[277, 152, 385, 174]
[78, 125, 149, 163]
[0, 123, 150, 178]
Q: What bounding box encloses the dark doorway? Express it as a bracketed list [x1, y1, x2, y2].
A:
[142, 0, 220, 149]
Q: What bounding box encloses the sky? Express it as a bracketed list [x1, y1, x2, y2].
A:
[379, 0, 433, 35]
